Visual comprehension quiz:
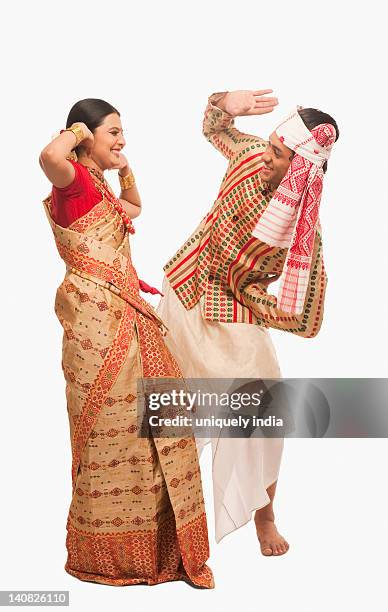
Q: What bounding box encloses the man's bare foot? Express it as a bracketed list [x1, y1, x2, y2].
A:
[254, 510, 289, 556]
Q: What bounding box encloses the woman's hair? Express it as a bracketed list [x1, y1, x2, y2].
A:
[66, 98, 120, 154]
[297, 108, 339, 174]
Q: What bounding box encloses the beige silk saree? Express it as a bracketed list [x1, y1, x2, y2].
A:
[42, 179, 214, 589]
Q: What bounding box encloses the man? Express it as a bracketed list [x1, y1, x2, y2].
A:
[156, 89, 339, 556]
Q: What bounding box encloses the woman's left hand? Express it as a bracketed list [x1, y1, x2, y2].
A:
[112, 152, 131, 175]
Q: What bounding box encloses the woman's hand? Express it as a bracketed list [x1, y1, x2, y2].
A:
[217, 89, 278, 118]
[112, 152, 130, 175]
[75, 122, 94, 152]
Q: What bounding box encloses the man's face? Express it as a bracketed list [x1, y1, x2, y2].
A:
[260, 131, 294, 189]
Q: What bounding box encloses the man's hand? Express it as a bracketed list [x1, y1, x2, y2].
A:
[217, 89, 278, 118]
[258, 274, 281, 289]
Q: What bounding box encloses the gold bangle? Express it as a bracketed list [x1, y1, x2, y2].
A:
[64, 123, 85, 148]
[119, 170, 136, 191]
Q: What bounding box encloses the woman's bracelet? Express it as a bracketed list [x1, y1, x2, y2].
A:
[119, 169, 136, 191]
[61, 123, 86, 148]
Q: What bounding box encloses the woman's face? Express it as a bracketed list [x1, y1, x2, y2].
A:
[89, 113, 126, 170]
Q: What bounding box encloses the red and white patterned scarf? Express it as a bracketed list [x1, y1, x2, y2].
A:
[251, 107, 336, 315]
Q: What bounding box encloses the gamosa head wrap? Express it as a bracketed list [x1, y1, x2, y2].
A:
[251, 107, 336, 314]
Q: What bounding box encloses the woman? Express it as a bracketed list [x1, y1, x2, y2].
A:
[39, 98, 214, 588]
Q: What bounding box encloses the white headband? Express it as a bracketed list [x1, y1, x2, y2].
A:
[275, 106, 331, 167]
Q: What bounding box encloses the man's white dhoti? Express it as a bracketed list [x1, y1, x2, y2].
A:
[156, 276, 284, 543]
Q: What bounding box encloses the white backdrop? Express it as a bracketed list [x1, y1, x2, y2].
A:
[1, 0, 388, 610]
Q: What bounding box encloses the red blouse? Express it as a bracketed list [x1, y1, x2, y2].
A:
[49, 159, 163, 297]
[51, 160, 101, 228]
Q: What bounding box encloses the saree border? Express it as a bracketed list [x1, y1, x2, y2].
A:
[71, 303, 136, 489]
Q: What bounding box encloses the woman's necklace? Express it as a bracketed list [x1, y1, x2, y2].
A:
[85, 166, 135, 235]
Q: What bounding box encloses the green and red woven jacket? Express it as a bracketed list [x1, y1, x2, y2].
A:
[163, 92, 328, 338]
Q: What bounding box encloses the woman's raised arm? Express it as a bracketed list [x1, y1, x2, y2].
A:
[39, 122, 93, 188]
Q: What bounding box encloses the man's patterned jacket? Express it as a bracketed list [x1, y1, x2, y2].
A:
[163, 92, 328, 338]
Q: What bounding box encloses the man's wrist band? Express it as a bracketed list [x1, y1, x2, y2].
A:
[119, 170, 136, 191]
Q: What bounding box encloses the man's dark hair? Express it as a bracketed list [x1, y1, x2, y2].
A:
[297, 108, 339, 173]
[66, 98, 120, 155]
